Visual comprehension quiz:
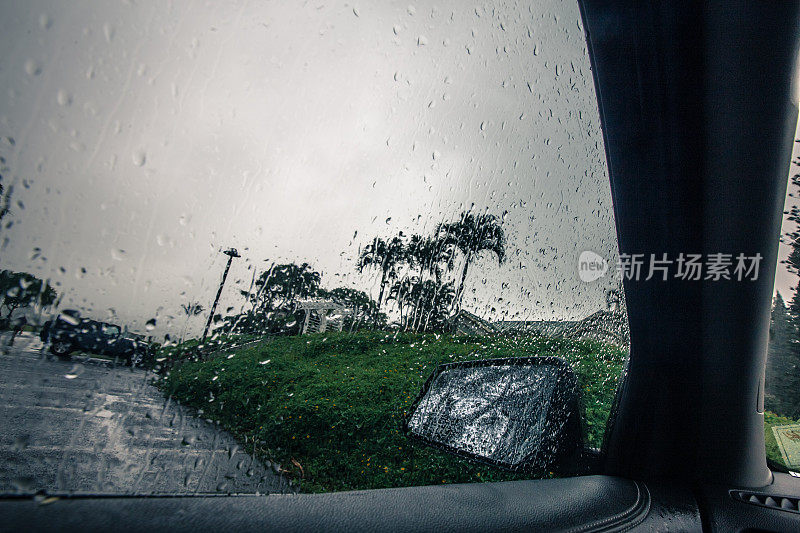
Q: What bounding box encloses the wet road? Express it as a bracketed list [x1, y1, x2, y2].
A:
[0, 333, 286, 495]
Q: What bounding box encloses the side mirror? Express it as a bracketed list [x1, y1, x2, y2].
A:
[404, 357, 584, 474]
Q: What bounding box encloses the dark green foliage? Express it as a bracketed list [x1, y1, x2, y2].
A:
[0, 269, 57, 319]
[246, 262, 322, 313]
[161, 332, 626, 493]
[226, 262, 323, 336]
[766, 294, 798, 416]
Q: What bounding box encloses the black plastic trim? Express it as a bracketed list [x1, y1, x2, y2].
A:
[731, 489, 800, 515]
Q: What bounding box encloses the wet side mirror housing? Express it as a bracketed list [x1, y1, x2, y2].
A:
[404, 356, 584, 475]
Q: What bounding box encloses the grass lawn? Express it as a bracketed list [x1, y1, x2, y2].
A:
[160, 331, 627, 492]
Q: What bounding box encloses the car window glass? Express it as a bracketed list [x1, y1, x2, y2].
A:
[0, 1, 628, 495]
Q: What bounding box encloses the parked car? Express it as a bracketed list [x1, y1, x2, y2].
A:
[40, 312, 152, 366]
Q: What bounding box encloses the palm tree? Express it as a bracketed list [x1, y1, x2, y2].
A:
[403, 234, 456, 330]
[436, 210, 506, 312]
[428, 238, 457, 284]
[356, 236, 406, 310]
[387, 275, 418, 329]
[181, 302, 204, 317]
[178, 302, 205, 342]
[386, 275, 456, 332]
[0, 155, 12, 228]
[419, 280, 456, 331]
[408, 278, 457, 332]
[405, 235, 454, 280]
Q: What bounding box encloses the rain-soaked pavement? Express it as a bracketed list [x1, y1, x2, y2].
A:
[0, 333, 286, 495]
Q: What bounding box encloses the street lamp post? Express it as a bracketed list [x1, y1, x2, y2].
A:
[201, 247, 241, 343]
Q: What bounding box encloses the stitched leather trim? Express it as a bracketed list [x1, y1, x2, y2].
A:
[568, 481, 652, 533]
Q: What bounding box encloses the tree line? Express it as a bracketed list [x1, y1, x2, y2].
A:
[765, 147, 800, 419]
[766, 293, 798, 417]
[216, 262, 386, 337]
[211, 209, 506, 337]
[357, 210, 506, 332]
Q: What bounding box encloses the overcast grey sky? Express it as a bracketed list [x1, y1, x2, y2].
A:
[1, 1, 798, 337]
